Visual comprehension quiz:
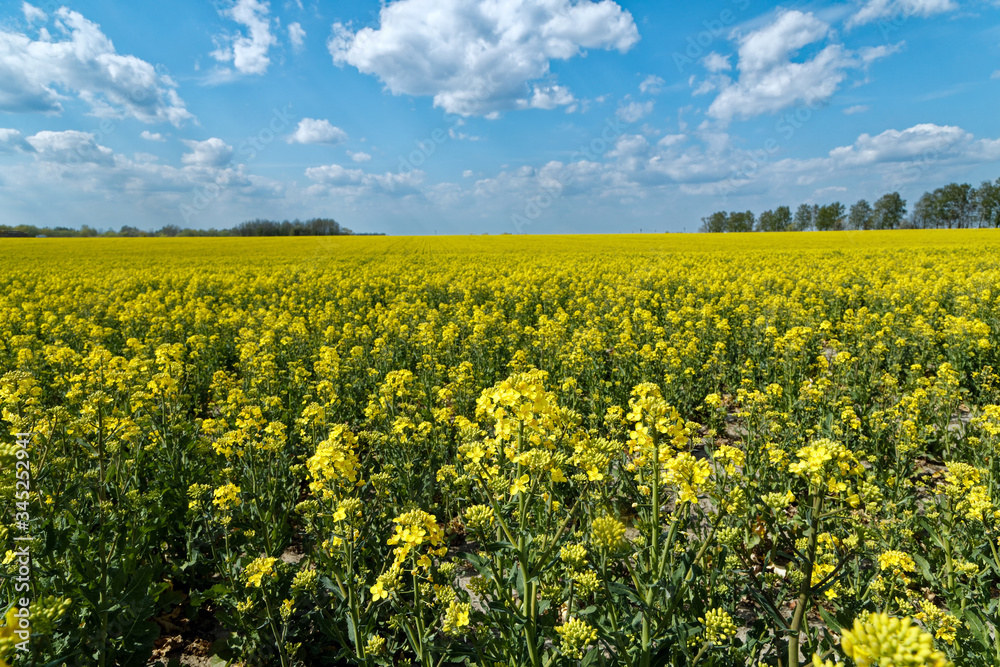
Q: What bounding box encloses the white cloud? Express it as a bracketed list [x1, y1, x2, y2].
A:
[639, 75, 664, 94]
[744, 123, 1000, 195]
[703, 10, 896, 122]
[738, 11, 829, 73]
[22, 2, 45, 22]
[287, 118, 348, 145]
[702, 52, 731, 73]
[306, 163, 425, 195]
[846, 0, 957, 28]
[827, 123, 999, 166]
[304, 163, 362, 185]
[141, 131, 166, 142]
[211, 0, 277, 75]
[517, 84, 576, 111]
[288, 22, 306, 52]
[616, 99, 654, 123]
[0, 8, 192, 125]
[349, 151, 372, 162]
[25, 130, 114, 166]
[0, 128, 291, 229]
[328, 0, 639, 116]
[0, 128, 31, 153]
[992, 70, 1000, 80]
[843, 105, 870, 114]
[181, 138, 234, 168]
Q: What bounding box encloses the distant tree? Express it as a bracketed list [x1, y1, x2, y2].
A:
[157, 224, 181, 237]
[728, 210, 755, 233]
[872, 192, 906, 230]
[792, 203, 816, 231]
[699, 211, 728, 233]
[232, 217, 349, 236]
[935, 183, 974, 228]
[118, 225, 144, 237]
[815, 202, 846, 231]
[911, 192, 940, 229]
[80, 225, 98, 237]
[773, 205, 792, 232]
[756, 209, 774, 232]
[848, 199, 873, 230]
[973, 178, 1000, 227]
[756, 206, 791, 232]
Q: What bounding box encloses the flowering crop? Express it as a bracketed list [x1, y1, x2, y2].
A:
[2, 231, 1000, 665]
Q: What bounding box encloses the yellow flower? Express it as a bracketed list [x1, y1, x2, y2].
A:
[212, 483, 241, 510]
[557, 617, 598, 659]
[591, 515, 626, 552]
[663, 452, 711, 504]
[878, 551, 916, 578]
[510, 473, 530, 496]
[243, 556, 278, 588]
[306, 425, 360, 501]
[442, 600, 471, 634]
[841, 613, 951, 667]
[700, 608, 738, 643]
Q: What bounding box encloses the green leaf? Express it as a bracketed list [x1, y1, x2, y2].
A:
[817, 605, 843, 634]
[190, 583, 229, 607]
[346, 613, 357, 646]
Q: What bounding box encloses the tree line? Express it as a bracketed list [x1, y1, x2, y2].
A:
[0, 218, 383, 238]
[699, 177, 1000, 233]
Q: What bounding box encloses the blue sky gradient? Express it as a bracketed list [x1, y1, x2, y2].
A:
[1, 0, 998, 234]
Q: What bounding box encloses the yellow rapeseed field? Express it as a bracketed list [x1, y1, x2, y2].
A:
[2, 231, 1000, 666]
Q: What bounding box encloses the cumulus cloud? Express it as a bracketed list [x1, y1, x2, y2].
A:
[0, 126, 290, 229]
[306, 162, 425, 195]
[21, 2, 45, 22]
[518, 84, 576, 111]
[141, 131, 166, 142]
[843, 105, 870, 114]
[288, 22, 306, 52]
[639, 75, 664, 94]
[0, 8, 192, 125]
[287, 118, 348, 145]
[327, 0, 639, 116]
[702, 52, 731, 73]
[827, 123, 1000, 166]
[616, 99, 654, 123]
[702, 10, 897, 122]
[181, 138, 234, 168]
[25, 130, 114, 166]
[0, 128, 32, 153]
[847, 0, 957, 28]
[349, 151, 372, 162]
[211, 0, 277, 75]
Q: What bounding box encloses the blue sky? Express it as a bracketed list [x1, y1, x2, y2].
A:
[1, 0, 998, 235]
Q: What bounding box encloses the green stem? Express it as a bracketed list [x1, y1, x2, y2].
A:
[520, 539, 541, 667]
[788, 491, 822, 667]
[346, 539, 366, 662]
[262, 595, 289, 667]
[96, 400, 108, 667]
[641, 438, 662, 667]
[413, 570, 432, 667]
